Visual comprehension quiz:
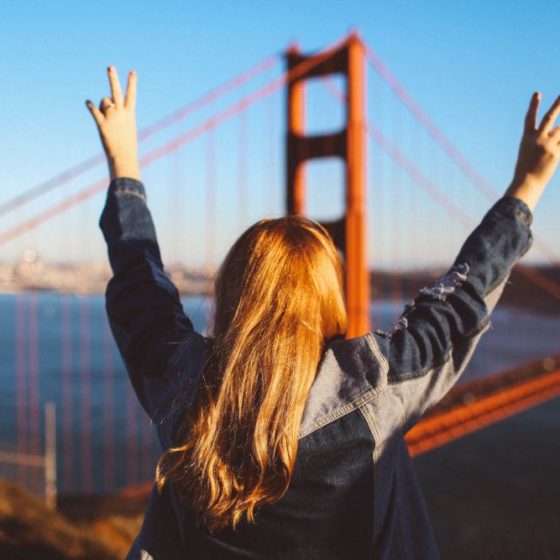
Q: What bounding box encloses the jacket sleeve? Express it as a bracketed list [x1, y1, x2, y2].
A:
[373, 195, 533, 434]
[99, 176, 205, 428]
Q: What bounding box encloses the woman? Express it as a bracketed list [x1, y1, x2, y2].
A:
[87, 67, 559, 559]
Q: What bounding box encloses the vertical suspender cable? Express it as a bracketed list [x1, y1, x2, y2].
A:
[410, 117, 420, 285]
[266, 87, 278, 216]
[16, 294, 27, 485]
[60, 191, 74, 494]
[238, 111, 248, 232]
[427, 136, 439, 269]
[379, 152, 387, 329]
[441, 142, 453, 265]
[373, 77, 385, 329]
[102, 313, 116, 492]
[61, 294, 73, 492]
[28, 291, 40, 494]
[79, 295, 93, 492]
[171, 149, 183, 255]
[390, 94, 402, 323]
[400, 105, 411, 299]
[205, 129, 216, 336]
[368, 72, 380, 328]
[79, 198, 94, 493]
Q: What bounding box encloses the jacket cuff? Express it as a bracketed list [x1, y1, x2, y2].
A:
[108, 177, 147, 200]
[99, 177, 156, 247]
[490, 195, 533, 228]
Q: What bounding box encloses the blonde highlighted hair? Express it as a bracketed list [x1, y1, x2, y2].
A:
[155, 215, 347, 531]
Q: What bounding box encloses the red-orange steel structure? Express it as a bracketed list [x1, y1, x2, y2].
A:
[285, 33, 370, 338]
[406, 366, 560, 457]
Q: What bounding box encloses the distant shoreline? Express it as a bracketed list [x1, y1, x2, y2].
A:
[2, 264, 559, 314]
[0, 267, 560, 316]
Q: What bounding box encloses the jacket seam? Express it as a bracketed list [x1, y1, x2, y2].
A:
[298, 386, 382, 440]
[358, 404, 381, 454]
[365, 331, 389, 375]
[113, 186, 147, 201]
[357, 403, 381, 556]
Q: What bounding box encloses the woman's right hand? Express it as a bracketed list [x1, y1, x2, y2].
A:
[507, 92, 560, 211]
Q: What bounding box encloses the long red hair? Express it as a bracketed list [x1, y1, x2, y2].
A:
[156, 215, 347, 531]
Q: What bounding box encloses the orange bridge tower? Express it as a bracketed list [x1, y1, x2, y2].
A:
[286, 33, 370, 338]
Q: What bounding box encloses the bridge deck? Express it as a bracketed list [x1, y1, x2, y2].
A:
[406, 356, 560, 456]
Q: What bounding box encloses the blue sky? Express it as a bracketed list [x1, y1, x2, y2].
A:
[0, 1, 558, 269]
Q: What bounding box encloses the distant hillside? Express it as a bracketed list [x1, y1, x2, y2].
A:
[3, 258, 559, 315]
[370, 265, 560, 315]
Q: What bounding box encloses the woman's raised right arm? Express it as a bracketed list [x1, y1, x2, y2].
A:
[86, 67, 202, 432]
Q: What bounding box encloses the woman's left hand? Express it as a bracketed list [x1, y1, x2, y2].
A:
[86, 66, 140, 181]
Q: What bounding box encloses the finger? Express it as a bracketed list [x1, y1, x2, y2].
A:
[100, 96, 116, 114]
[107, 65, 124, 107]
[124, 70, 137, 109]
[524, 91, 540, 133]
[85, 99, 105, 126]
[550, 125, 560, 143]
[538, 94, 560, 135]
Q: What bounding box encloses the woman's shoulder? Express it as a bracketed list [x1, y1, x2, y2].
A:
[325, 330, 390, 378]
[298, 333, 389, 440]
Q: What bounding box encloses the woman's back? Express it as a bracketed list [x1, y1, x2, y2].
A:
[127, 331, 438, 559]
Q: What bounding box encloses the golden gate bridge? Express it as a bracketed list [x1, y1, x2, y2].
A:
[1, 33, 559, 502]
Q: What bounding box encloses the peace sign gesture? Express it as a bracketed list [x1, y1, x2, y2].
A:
[86, 66, 140, 181]
[508, 92, 560, 211]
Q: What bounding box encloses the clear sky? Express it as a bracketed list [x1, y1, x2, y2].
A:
[0, 1, 558, 269]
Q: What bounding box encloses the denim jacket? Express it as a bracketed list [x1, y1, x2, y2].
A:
[100, 177, 533, 559]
